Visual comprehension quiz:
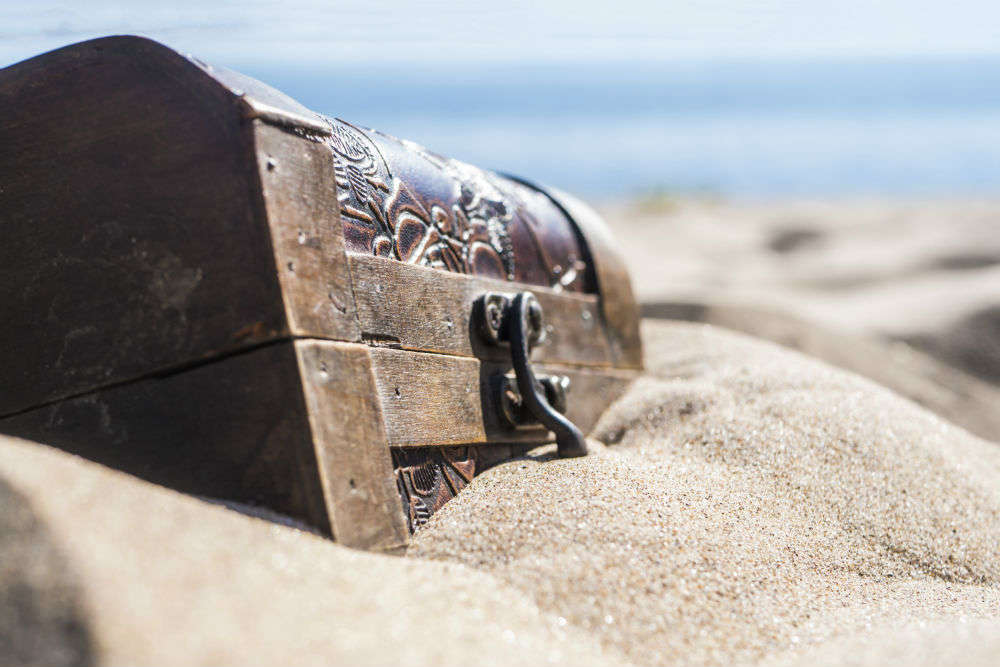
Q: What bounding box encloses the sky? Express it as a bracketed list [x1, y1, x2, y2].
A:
[5, 1, 1000, 198]
[4, 0, 1000, 68]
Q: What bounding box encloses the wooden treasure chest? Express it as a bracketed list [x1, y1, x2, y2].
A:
[0, 36, 642, 551]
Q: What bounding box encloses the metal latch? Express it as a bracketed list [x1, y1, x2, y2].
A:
[475, 291, 588, 458]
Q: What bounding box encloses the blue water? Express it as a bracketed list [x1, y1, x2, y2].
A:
[239, 57, 1000, 199]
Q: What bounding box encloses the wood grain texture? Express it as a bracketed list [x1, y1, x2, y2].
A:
[350, 254, 613, 366]
[371, 349, 510, 447]
[295, 340, 409, 550]
[0, 37, 289, 416]
[0, 342, 332, 533]
[369, 347, 637, 447]
[253, 121, 360, 342]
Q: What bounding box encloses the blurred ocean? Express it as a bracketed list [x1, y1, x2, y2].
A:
[241, 57, 1000, 199]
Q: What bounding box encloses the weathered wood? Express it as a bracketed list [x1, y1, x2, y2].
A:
[295, 340, 408, 551]
[0, 36, 646, 549]
[253, 122, 360, 342]
[0, 334, 633, 544]
[369, 347, 637, 447]
[0, 37, 288, 416]
[0, 339, 409, 550]
[0, 343, 332, 533]
[350, 254, 612, 366]
[371, 348, 527, 447]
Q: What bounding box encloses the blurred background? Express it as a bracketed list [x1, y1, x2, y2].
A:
[3, 0, 1000, 199]
[5, 0, 1000, 437]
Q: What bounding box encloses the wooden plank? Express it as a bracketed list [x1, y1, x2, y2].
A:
[0, 343, 333, 534]
[370, 349, 522, 447]
[0, 334, 633, 546]
[369, 347, 637, 447]
[294, 340, 409, 551]
[0, 37, 291, 416]
[253, 121, 360, 342]
[349, 254, 614, 367]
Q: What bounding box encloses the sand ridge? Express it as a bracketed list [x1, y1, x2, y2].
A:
[408, 321, 1000, 666]
[2, 321, 999, 665]
[0, 435, 626, 667]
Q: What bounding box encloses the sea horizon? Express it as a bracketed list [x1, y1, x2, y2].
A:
[232, 55, 1000, 200]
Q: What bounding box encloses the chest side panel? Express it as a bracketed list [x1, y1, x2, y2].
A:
[0, 38, 289, 416]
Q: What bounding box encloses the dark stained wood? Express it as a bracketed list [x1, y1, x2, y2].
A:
[350, 254, 613, 366]
[0, 338, 410, 551]
[0, 343, 333, 534]
[0, 37, 288, 416]
[252, 122, 361, 342]
[294, 340, 408, 551]
[0, 36, 645, 549]
[369, 347, 638, 447]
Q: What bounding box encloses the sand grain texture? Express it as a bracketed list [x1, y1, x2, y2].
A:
[769, 618, 1000, 667]
[641, 300, 1000, 442]
[409, 321, 1000, 667]
[2, 321, 1000, 666]
[0, 437, 625, 667]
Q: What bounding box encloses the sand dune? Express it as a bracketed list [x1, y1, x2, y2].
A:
[640, 300, 1000, 443]
[609, 197, 1000, 441]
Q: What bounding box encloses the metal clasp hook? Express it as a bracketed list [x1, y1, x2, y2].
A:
[476, 291, 588, 458]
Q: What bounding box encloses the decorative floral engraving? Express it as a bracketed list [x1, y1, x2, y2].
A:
[324, 117, 588, 291]
[392, 446, 477, 532]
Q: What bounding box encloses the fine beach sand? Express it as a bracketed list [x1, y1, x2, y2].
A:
[609, 197, 1000, 388]
[2, 198, 1000, 666]
[610, 197, 1000, 442]
[411, 321, 1000, 667]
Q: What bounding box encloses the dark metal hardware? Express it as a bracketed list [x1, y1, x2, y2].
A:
[475, 291, 587, 458]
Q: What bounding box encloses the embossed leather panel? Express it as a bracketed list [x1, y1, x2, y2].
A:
[326, 118, 593, 293]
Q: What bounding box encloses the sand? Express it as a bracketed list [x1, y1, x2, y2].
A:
[409, 321, 1000, 666]
[771, 618, 1000, 667]
[3, 319, 999, 665]
[607, 197, 1000, 385]
[4, 197, 1000, 665]
[641, 300, 1000, 443]
[0, 435, 625, 667]
[608, 197, 1000, 442]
